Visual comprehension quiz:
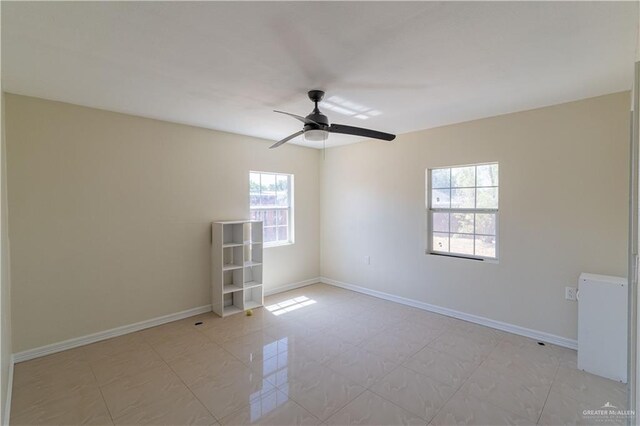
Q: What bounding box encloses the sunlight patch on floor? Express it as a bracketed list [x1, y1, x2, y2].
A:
[265, 296, 317, 316]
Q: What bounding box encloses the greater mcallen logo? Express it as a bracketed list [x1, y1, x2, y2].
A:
[582, 402, 634, 422]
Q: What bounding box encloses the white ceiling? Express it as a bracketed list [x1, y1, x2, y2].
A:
[2, 2, 638, 149]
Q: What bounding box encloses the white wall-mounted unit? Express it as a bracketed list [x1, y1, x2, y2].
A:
[211, 220, 264, 317]
[577, 273, 627, 383]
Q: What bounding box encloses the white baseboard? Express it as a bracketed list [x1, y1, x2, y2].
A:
[3, 356, 13, 426]
[12, 305, 213, 364]
[12, 277, 323, 364]
[264, 277, 320, 296]
[320, 276, 578, 350]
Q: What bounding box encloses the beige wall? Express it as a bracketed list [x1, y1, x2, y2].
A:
[321, 92, 630, 341]
[1, 90, 13, 423]
[5, 94, 320, 353]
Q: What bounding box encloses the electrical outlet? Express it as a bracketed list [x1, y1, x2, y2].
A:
[565, 286, 578, 301]
[364, 256, 371, 265]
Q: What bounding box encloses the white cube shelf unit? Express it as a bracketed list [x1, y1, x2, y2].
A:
[211, 220, 264, 317]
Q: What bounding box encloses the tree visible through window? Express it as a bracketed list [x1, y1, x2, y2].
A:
[427, 163, 498, 260]
[250, 172, 294, 246]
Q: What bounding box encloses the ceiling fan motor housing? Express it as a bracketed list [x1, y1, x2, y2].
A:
[306, 90, 329, 130]
[304, 114, 328, 131]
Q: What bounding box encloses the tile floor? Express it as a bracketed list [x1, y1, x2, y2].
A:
[10, 283, 628, 425]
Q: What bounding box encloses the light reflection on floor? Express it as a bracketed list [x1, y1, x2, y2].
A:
[248, 387, 290, 422]
[249, 339, 290, 421]
[247, 295, 320, 421]
[265, 296, 317, 316]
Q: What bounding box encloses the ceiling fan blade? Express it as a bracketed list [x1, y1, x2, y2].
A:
[329, 124, 396, 141]
[269, 130, 304, 149]
[274, 110, 319, 126]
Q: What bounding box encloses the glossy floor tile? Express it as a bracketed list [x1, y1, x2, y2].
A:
[189, 362, 276, 420]
[278, 360, 365, 420]
[220, 390, 319, 426]
[369, 365, 457, 422]
[430, 392, 534, 426]
[9, 283, 628, 425]
[325, 390, 425, 426]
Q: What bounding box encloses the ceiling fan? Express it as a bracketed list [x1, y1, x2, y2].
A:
[270, 90, 396, 149]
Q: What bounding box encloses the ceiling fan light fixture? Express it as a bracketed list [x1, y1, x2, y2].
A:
[304, 129, 328, 141]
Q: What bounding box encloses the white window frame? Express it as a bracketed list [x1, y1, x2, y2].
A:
[426, 162, 499, 262]
[249, 171, 294, 247]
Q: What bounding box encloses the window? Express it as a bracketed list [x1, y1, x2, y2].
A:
[427, 163, 498, 260]
[250, 171, 294, 246]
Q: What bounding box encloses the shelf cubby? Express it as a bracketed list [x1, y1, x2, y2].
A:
[244, 286, 263, 311]
[223, 290, 244, 316]
[223, 223, 245, 245]
[244, 264, 263, 289]
[223, 269, 244, 294]
[244, 243, 262, 264]
[222, 245, 244, 270]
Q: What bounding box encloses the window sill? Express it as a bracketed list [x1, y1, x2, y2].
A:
[264, 241, 295, 249]
[426, 251, 499, 264]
